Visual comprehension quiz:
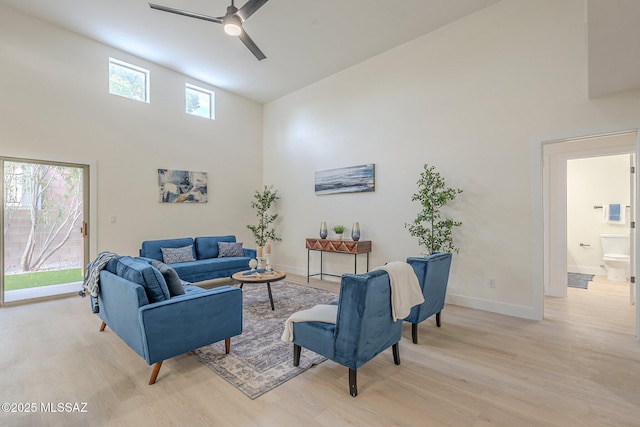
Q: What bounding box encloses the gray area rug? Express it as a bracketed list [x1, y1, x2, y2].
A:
[191, 280, 338, 399]
[568, 272, 594, 289]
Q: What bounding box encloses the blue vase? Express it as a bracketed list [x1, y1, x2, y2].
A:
[320, 222, 328, 239]
[351, 222, 360, 241]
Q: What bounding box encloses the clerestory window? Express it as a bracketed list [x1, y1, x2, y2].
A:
[109, 58, 150, 103]
[185, 84, 215, 120]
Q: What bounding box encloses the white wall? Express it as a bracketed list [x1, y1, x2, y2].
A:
[263, 0, 640, 318]
[0, 5, 264, 257]
[567, 153, 632, 275]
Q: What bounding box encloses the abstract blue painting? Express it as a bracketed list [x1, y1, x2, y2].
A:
[315, 164, 375, 195]
[158, 169, 208, 203]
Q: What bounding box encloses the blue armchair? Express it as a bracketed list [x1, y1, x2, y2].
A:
[405, 252, 452, 344]
[291, 270, 402, 397]
[93, 256, 242, 384]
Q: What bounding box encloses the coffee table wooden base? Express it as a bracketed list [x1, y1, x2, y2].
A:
[231, 270, 287, 311]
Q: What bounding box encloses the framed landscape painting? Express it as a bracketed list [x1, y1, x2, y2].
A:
[158, 169, 208, 203]
[315, 164, 375, 195]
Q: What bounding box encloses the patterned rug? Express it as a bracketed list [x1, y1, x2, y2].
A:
[568, 272, 594, 289]
[191, 280, 338, 399]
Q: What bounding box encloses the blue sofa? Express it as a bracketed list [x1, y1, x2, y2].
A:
[139, 235, 256, 282]
[93, 255, 243, 384]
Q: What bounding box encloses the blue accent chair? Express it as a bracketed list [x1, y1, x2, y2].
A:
[291, 270, 402, 397]
[405, 252, 453, 344]
[93, 256, 242, 384]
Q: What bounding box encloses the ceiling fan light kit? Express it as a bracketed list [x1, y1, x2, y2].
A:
[223, 15, 242, 36]
[149, 0, 268, 60]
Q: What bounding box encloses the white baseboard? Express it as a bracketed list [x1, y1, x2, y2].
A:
[280, 263, 541, 320]
[273, 263, 342, 283]
[445, 293, 540, 320]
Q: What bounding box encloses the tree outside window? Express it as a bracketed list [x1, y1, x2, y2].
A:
[109, 58, 149, 103]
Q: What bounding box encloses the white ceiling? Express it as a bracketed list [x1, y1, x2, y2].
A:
[3, 0, 639, 103]
[1, 0, 502, 104]
[586, 0, 640, 98]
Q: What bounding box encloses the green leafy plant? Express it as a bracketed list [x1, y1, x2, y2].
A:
[332, 225, 346, 234]
[247, 185, 281, 247]
[405, 164, 462, 254]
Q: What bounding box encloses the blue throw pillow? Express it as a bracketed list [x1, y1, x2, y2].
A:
[218, 242, 244, 257]
[113, 256, 170, 303]
[161, 245, 195, 264]
[151, 260, 186, 297]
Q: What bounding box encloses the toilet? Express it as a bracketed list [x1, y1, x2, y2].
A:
[600, 234, 630, 282]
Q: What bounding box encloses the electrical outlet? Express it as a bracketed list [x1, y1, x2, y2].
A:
[489, 278, 496, 288]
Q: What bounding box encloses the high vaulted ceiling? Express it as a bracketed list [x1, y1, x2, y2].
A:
[586, 0, 640, 98]
[1, 0, 502, 103]
[2, 0, 639, 103]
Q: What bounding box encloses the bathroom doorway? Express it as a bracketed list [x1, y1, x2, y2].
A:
[566, 154, 632, 290]
[566, 153, 636, 319]
[541, 130, 638, 336]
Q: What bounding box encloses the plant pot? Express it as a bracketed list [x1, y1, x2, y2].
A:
[335, 234, 343, 240]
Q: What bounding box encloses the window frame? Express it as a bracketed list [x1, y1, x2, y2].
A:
[185, 83, 215, 120]
[108, 57, 150, 103]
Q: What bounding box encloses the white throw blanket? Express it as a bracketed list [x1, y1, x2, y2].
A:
[374, 261, 425, 321]
[281, 304, 338, 342]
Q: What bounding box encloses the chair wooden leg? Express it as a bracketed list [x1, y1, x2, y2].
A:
[293, 344, 301, 366]
[349, 368, 358, 397]
[392, 343, 401, 365]
[99, 321, 107, 332]
[225, 338, 231, 354]
[411, 323, 418, 344]
[436, 311, 442, 327]
[149, 361, 163, 385]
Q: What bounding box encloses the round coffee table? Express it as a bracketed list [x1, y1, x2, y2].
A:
[231, 270, 287, 311]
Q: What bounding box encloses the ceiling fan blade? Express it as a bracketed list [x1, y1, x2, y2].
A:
[149, 3, 223, 24]
[237, 0, 269, 21]
[238, 30, 266, 61]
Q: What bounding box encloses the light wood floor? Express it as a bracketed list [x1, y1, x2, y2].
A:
[0, 274, 638, 426]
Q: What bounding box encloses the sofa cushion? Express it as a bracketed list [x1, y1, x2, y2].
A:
[161, 245, 196, 264]
[107, 256, 170, 303]
[218, 242, 244, 257]
[140, 237, 195, 262]
[171, 257, 249, 279]
[195, 235, 236, 259]
[151, 260, 185, 297]
[182, 284, 206, 296]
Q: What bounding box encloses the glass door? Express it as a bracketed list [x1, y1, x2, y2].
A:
[1, 158, 89, 304]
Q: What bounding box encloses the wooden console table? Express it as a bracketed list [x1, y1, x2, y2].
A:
[306, 238, 372, 282]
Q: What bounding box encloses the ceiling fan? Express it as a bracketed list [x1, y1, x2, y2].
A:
[149, 0, 269, 61]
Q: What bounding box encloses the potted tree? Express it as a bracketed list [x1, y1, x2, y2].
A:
[405, 164, 462, 254]
[404, 164, 461, 344]
[247, 185, 281, 247]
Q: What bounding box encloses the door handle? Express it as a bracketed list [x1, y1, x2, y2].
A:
[81, 221, 87, 238]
